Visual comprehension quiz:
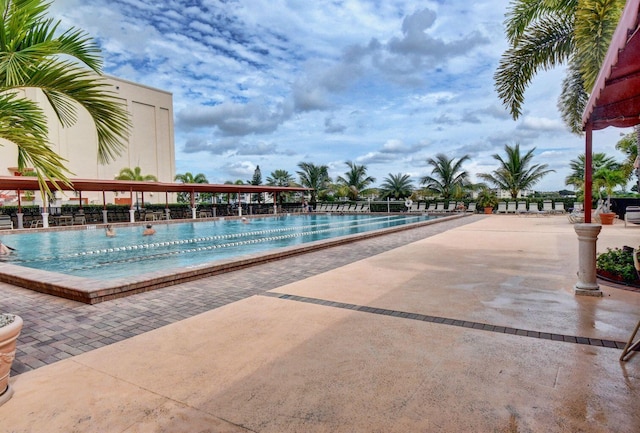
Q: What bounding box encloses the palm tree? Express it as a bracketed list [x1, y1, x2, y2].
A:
[267, 169, 296, 203]
[174, 172, 208, 204]
[494, 0, 624, 133]
[115, 167, 157, 209]
[420, 154, 470, 200]
[478, 144, 554, 199]
[335, 161, 376, 201]
[296, 162, 331, 205]
[565, 153, 619, 194]
[378, 173, 413, 200]
[593, 167, 627, 213]
[0, 0, 131, 194]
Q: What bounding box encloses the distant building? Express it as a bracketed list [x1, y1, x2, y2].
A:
[0, 76, 175, 206]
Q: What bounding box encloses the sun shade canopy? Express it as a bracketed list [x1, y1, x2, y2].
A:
[583, 0, 640, 131]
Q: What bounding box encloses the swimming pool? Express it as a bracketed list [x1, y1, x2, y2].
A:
[0, 213, 459, 303]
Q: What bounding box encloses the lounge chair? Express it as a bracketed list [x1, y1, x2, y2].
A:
[625, 206, 640, 227]
[416, 202, 425, 212]
[528, 202, 542, 216]
[435, 202, 445, 213]
[573, 202, 584, 212]
[0, 215, 13, 230]
[554, 202, 566, 214]
[506, 201, 517, 213]
[445, 202, 456, 213]
[542, 200, 554, 214]
[496, 202, 507, 214]
[466, 202, 476, 213]
[516, 201, 528, 215]
[427, 203, 436, 212]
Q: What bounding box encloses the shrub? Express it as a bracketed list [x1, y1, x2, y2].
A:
[596, 247, 639, 283]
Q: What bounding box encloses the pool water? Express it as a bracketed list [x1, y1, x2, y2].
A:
[0, 214, 433, 280]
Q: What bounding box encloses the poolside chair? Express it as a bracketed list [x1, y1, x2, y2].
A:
[542, 200, 554, 214]
[466, 202, 476, 213]
[496, 202, 507, 214]
[624, 206, 640, 227]
[553, 202, 566, 214]
[528, 202, 542, 216]
[573, 201, 584, 212]
[516, 201, 528, 215]
[446, 202, 456, 213]
[435, 202, 445, 213]
[427, 203, 436, 212]
[0, 215, 13, 230]
[506, 201, 517, 213]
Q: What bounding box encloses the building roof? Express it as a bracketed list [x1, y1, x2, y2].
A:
[582, 0, 640, 130]
[0, 177, 310, 195]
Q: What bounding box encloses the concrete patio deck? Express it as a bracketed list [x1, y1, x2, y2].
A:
[1, 215, 639, 432]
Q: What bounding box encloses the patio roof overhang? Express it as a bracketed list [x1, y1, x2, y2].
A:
[581, 0, 640, 222]
[0, 176, 311, 195]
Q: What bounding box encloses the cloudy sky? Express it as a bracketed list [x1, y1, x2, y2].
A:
[50, 0, 628, 191]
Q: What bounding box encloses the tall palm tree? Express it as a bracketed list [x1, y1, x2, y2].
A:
[335, 161, 376, 200]
[495, 0, 624, 133]
[478, 144, 554, 199]
[0, 0, 131, 193]
[115, 167, 157, 209]
[565, 152, 619, 195]
[174, 172, 208, 204]
[267, 169, 296, 203]
[420, 154, 470, 200]
[296, 162, 331, 205]
[378, 173, 413, 200]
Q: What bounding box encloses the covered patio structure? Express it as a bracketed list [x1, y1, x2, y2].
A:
[0, 176, 311, 228]
[576, 0, 640, 297]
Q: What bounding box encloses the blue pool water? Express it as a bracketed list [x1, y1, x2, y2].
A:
[0, 214, 434, 280]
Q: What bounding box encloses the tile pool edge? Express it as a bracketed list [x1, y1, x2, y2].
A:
[0, 214, 466, 303]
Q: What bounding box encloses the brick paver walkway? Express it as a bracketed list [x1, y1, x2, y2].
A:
[1, 216, 480, 376]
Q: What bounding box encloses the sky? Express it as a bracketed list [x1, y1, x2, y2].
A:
[49, 0, 630, 192]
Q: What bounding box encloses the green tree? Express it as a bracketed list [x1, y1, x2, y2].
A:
[296, 162, 331, 205]
[174, 172, 208, 204]
[248, 165, 263, 203]
[267, 169, 296, 203]
[378, 173, 413, 200]
[0, 0, 131, 194]
[115, 167, 157, 209]
[615, 132, 638, 180]
[565, 152, 618, 197]
[494, 0, 624, 133]
[420, 154, 470, 200]
[478, 144, 554, 199]
[335, 161, 376, 201]
[593, 167, 627, 212]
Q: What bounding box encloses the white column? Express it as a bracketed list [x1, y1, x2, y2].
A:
[191, 207, 197, 219]
[102, 210, 108, 224]
[16, 213, 23, 229]
[574, 223, 603, 296]
[41, 212, 49, 228]
[129, 209, 135, 223]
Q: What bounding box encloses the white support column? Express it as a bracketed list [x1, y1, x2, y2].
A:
[102, 210, 108, 224]
[574, 223, 603, 296]
[129, 209, 135, 223]
[16, 213, 24, 229]
[191, 207, 197, 219]
[41, 212, 49, 228]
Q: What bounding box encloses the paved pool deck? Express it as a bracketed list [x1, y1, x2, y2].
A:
[1, 215, 639, 432]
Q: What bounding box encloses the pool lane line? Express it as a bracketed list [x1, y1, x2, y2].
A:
[262, 292, 631, 351]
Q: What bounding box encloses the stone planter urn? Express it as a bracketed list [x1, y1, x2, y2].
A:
[0, 314, 23, 406]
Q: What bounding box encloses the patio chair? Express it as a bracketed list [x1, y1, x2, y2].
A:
[624, 206, 640, 227]
[516, 201, 528, 215]
[542, 200, 554, 214]
[446, 202, 456, 212]
[0, 215, 13, 230]
[427, 203, 436, 212]
[506, 201, 517, 213]
[466, 202, 476, 213]
[496, 202, 507, 214]
[416, 202, 426, 212]
[554, 202, 566, 214]
[528, 202, 542, 215]
[435, 202, 445, 213]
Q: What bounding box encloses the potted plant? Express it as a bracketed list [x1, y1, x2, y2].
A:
[596, 247, 640, 284]
[477, 188, 498, 214]
[593, 168, 627, 225]
[0, 313, 23, 406]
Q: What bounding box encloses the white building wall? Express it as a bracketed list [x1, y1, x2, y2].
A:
[0, 76, 175, 205]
